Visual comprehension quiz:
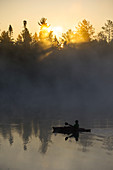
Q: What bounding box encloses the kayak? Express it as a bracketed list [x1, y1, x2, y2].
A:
[53, 126, 91, 134]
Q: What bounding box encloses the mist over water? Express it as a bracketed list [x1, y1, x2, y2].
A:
[0, 43, 113, 121]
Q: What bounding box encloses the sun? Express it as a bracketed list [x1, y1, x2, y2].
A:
[52, 26, 63, 39]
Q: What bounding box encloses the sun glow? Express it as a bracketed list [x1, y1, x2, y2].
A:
[52, 26, 63, 38]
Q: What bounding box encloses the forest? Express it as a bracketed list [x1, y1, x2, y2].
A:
[0, 18, 113, 61]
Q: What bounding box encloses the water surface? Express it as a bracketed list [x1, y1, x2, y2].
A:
[0, 114, 113, 170]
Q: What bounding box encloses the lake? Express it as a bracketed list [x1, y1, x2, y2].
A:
[0, 113, 113, 170]
[0, 28, 113, 170]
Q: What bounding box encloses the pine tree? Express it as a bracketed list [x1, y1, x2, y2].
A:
[102, 20, 113, 42]
[76, 19, 95, 42]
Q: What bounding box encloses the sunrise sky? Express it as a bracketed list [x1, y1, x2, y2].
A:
[0, 0, 113, 38]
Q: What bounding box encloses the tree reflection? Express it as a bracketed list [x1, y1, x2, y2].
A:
[0, 115, 113, 154]
[38, 120, 52, 153]
[0, 115, 52, 153]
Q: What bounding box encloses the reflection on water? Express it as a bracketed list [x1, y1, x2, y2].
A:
[0, 119, 52, 153]
[0, 115, 113, 170]
[65, 131, 79, 141]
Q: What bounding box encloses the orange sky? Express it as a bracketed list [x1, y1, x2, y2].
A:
[0, 0, 113, 38]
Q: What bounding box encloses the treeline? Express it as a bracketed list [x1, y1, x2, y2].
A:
[0, 18, 113, 66]
[0, 18, 113, 48]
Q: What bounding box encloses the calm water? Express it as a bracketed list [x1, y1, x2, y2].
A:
[0, 114, 113, 170]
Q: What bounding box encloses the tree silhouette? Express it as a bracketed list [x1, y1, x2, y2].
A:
[32, 32, 39, 42]
[38, 17, 48, 26]
[0, 18, 113, 52]
[8, 25, 13, 38]
[38, 17, 54, 47]
[31, 32, 42, 50]
[23, 20, 27, 29]
[16, 34, 23, 45]
[102, 20, 113, 43]
[76, 19, 95, 42]
[97, 31, 107, 42]
[21, 29, 32, 45]
[62, 29, 75, 45]
[38, 18, 50, 40]
[52, 35, 59, 47]
[21, 20, 32, 46]
[0, 31, 11, 45]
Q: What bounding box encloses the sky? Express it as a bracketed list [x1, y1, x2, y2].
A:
[0, 0, 113, 38]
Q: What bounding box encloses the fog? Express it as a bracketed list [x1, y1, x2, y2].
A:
[0, 42, 113, 122]
[0, 42, 113, 156]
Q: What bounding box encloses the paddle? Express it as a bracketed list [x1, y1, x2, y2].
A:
[65, 122, 73, 127]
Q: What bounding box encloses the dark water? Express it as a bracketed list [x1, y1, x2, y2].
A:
[0, 113, 113, 170]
